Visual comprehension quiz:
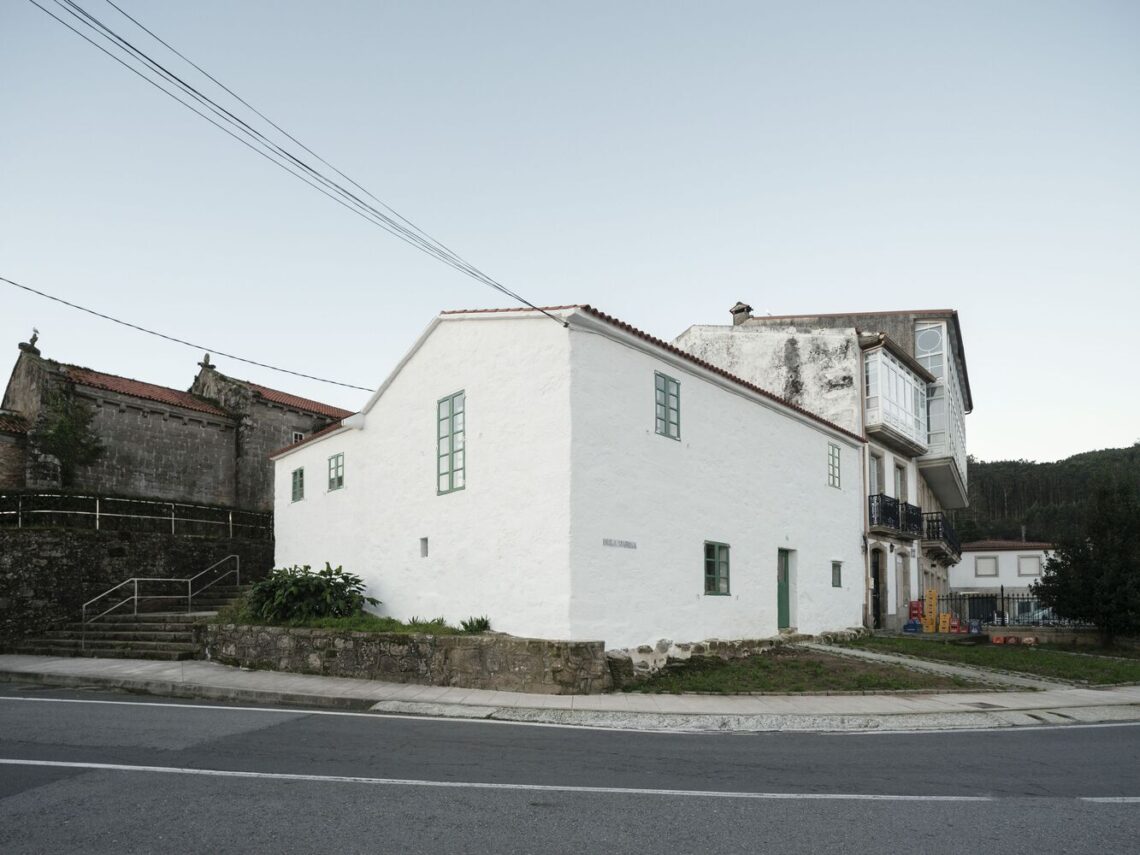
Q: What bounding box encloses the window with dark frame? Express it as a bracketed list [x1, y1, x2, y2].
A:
[291, 467, 304, 502]
[831, 561, 842, 587]
[655, 372, 680, 439]
[704, 541, 730, 595]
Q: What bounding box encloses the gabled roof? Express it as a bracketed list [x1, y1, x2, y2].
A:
[444, 305, 867, 444]
[62, 364, 228, 418]
[961, 539, 1054, 552]
[0, 412, 28, 435]
[243, 381, 353, 420]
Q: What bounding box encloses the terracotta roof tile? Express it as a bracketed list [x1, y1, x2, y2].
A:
[0, 412, 28, 434]
[62, 365, 228, 417]
[961, 540, 1054, 552]
[244, 382, 354, 420]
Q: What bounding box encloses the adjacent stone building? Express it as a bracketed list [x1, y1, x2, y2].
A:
[1, 336, 353, 511]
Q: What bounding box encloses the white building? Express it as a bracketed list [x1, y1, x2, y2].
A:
[675, 306, 974, 631]
[950, 540, 1053, 595]
[271, 305, 866, 649]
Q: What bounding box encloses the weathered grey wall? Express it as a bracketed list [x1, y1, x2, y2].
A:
[0, 530, 273, 645]
[0, 348, 48, 421]
[0, 435, 25, 489]
[192, 368, 338, 511]
[674, 325, 863, 433]
[207, 625, 612, 694]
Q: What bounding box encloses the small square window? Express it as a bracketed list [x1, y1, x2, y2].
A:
[1017, 556, 1041, 577]
[291, 431, 305, 444]
[655, 372, 680, 440]
[291, 467, 304, 502]
[975, 556, 997, 577]
[827, 443, 841, 488]
[831, 561, 842, 587]
[328, 453, 345, 491]
[704, 541, 729, 595]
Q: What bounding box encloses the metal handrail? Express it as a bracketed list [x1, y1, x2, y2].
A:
[80, 555, 241, 650]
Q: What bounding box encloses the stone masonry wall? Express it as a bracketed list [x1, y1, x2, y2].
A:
[0, 530, 274, 645]
[0, 435, 25, 489]
[70, 389, 238, 506]
[207, 625, 612, 694]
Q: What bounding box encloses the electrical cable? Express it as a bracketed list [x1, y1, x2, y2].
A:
[0, 275, 374, 392]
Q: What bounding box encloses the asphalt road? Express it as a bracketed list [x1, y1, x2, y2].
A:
[0, 684, 1137, 854]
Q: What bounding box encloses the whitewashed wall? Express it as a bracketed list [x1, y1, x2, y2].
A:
[567, 320, 865, 647]
[273, 316, 576, 640]
[950, 548, 1051, 593]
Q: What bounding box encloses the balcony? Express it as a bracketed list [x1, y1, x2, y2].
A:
[922, 511, 961, 561]
[868, 494, 923, 540]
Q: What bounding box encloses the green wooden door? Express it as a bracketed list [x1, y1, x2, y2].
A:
[777, 549, 790, 629]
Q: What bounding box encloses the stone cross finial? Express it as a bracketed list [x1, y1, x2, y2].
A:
[199, 352, 215, 370]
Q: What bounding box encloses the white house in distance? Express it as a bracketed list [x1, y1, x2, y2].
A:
[271, 305, 865, 649]
[675, 306, 973, 631]
[949, 539, 1054, 596]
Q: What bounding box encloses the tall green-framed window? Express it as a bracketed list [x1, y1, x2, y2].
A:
[704, 541, 730, 595]
[291, 467, 304, 502]
[655, 372, 680, 439]
[827, 443, 841, 488]
[437, 390, 465, 494]
[327, 453, 344, 491]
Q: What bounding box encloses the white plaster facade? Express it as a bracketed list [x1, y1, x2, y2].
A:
[675, 308, 974, 631]
[950, 542, 1053, 595]
[272, 307, 866, 649]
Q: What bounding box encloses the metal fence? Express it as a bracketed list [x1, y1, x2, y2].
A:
[940, 590, 1093, 628]
[0, 492, 272, 540]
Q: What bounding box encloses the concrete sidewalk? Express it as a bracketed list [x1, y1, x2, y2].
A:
[3, 653, 1140, 733]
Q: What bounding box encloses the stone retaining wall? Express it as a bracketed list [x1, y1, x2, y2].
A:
[206, 625, 612, 695]
[0, 529, 273, 645]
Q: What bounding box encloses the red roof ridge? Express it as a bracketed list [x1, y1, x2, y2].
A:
[961, 539, 1054, 551]
[61, 363, 228, 418]
[0, 412, 28, 434]
[242, 380, 354, 420]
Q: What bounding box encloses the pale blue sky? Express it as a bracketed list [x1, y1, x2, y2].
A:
[2, 1, 1138, 462]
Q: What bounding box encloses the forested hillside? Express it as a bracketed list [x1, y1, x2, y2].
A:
[950, 444, 1140, 544]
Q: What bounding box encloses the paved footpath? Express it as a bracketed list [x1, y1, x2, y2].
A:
[3, 653, 1139, 733]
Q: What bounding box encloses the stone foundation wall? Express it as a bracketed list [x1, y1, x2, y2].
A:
[0, 529, 274, 645]
[207, 625, 612, 694]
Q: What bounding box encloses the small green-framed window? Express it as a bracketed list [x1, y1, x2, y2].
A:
[291, 467, 304, 502]
[832, 561, 842, 588]
[827, 443, 841, 488]
[655, 372, 680, 439]
[704, 541, 730, 595]
[328, 453, 344, 491]
[437, 390, 465, 494]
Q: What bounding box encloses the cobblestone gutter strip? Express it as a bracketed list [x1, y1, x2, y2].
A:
[798, 642, 1065, 690]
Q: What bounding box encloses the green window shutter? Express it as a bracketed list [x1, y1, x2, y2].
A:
[832, 561, 842, 587]
[437, 390, 466, 494]
[655, 372, 681, 440]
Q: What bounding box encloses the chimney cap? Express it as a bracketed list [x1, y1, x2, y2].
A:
[729, 302, 753, 326]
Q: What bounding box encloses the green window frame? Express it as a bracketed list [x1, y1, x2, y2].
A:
[827, 443, 841, 488]
[437, 390, 465, 494]
[655, 372, 680, 440]
[327, 453, 344, 491]
[832, 561, 842, 588]
[291, 467, 304, 502]
[704, 541, 730, 595]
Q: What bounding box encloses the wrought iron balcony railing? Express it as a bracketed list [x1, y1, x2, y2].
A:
[923, 510, 962, 558]
[868, 494, 923, 538]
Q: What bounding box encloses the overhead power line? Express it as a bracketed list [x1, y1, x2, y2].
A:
[0, 275, 374, 392]
[25, 0, 569, 328]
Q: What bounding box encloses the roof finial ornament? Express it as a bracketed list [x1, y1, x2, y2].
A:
[18, 327, 41, 355]
[199, 352, 215, 370]
[29, 328, 38, 347]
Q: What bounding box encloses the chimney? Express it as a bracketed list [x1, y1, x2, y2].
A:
[729, 301, 753, 326]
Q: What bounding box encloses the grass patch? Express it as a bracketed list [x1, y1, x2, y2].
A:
[626, 647, 981, 694]
[211, 601, 468, 634]
[842, 636, 1140, 685]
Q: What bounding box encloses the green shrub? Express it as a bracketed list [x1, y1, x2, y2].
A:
[245, 563, 379, 623]
[460, 615, 491, 633]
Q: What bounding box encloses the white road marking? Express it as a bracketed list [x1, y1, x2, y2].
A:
[0, 758, 993, 801]
[830, 720, 1140, 737]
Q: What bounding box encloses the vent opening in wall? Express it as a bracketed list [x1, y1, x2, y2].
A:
[420, 537, 429, 558]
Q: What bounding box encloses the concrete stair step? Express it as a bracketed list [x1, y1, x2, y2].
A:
[17, 638, 199, 653]
[83, 612, 214, 624]
[44, 630, 196, 643]
[14, 646, 195, 661]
